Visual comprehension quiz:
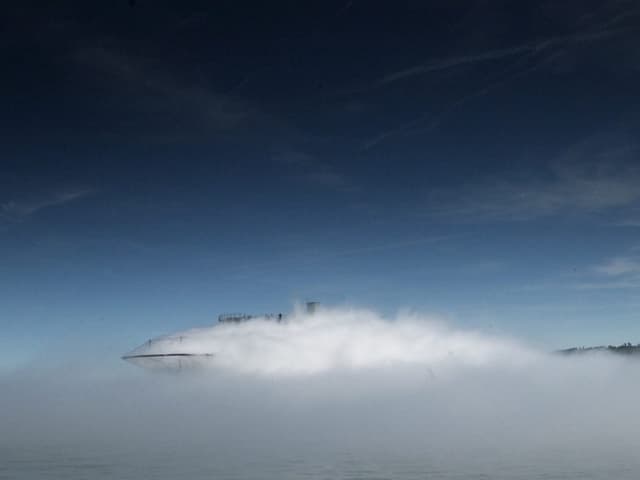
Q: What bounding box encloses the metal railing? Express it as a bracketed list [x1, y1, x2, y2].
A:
[218, 312, 286, 323]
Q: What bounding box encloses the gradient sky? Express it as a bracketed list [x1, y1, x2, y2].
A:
[2, 1, 640, 366]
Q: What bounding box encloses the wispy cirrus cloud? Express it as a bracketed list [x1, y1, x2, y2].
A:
[375, 4, 638, 88]
[361, 5, 640, 150]
[570, 255, 640, 290]
[272, 150, 358, 192]
[564, 244, 640, 290]
[427, 138, 640, 222]
[74, 47, 251, 132]
[611, 218, 640, 227]
[362, 46, 567, 151]
[71, 45, 309, 148]
[428, 165, 640, 221]
[594, 256, 640, 276]
[1, 188, 95, 223]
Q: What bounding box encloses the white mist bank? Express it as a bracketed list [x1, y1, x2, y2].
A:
[126, 306, 536, 375]
[2, 306, 640, 471]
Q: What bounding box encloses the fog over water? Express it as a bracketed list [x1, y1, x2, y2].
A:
[2, 307, 640, 479]
[124, 307, 534, 374]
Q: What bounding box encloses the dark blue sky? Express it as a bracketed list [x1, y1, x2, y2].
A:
[2, 1, 640, 366]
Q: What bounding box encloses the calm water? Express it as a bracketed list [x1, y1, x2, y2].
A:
[4, 357, 640, 479]
[2, 446, 638, 479]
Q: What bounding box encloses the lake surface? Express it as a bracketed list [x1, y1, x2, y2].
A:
[4, 352, 640, 480]
[3, 445, 639, 479]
